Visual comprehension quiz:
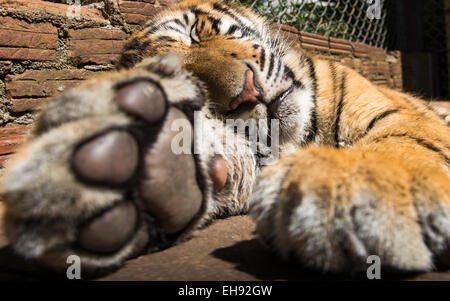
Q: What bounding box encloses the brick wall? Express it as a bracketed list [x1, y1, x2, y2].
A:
[278, 24, 403, 90]
[0, 0, 405, 169]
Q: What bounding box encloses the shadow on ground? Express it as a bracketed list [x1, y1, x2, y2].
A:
[0, 215, 449, 281]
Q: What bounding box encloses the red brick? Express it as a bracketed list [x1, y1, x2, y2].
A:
[8, 80, 82, 98]
[301, 35, 329, 48]
[69, 39, 127, 55]
[68, 28, 128, 40]
[340, 58, 355, 69]
[0, 135, 25, 154]
[362, 61, 379, 74]
[119, 1, 161, 15]
[159, 0, 179, 5]
[9, 98, 50, 113]
[0, 124, 32, 155]
[1, 0, 105, 20]
[69, 39, 127, 64]
[0, 154, 12, 168]
[68, 28, 129, 64]
[0, 47, 56, 61]
[119, 0, 166, 24]
[300, 43, 329, 53]
[329, 40, 352, 52]
[6, 69, 94, 98]
[390, 63, 402, 76]
[329, 48, 352, 56]
[123, 13, 152, 25]
[300, 31, 330, 42]
[0, 124, 31, 139]
[276, 23, 300, 34]
[376, 61, 390, 75]
[8, 69, 93, 81]
[0, 16, 58, 61]
[0, 29, 58, 49]
[71, 54, 122, 65]
[0, 16, 57, 35]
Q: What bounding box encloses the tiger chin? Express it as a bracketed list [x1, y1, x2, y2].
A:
[1, 0, 449, 276]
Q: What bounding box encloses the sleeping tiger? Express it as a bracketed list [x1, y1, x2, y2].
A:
[1, 0, 449, 275]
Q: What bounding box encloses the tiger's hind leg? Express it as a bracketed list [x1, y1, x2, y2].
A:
[0, 54, 257, 272]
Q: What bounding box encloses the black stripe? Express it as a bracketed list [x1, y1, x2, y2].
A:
[334, 70, 347, 147]
[212, 2, 261, 39]
[274, 59, 283, 80]
[183, 13, 189, 24]
[199, 20, 205, 33]
[227, 24, 238, 35]
[240, 26, 259, 38]
[144, 25, 160, 37]
[283, 66, 295, 81]
[173, 19, 186, 29]
[305, 56, 318, 144]
[123, 38, 140, 51]
[259, 48, 266, 71]
[147, 19, 185, 37]
[365, 109, 400, 134]
[118, 51, 142, 69]
[267, 53, 275, 79]
[121, 38, 150, 54]
[372, 134, 450, 165]
[212, 2, 245, 27]
[207, 16, 221, 34]
[144, 21, 155, 30]
[163, 25, 185, 35]
[157, 36, 177, 42]
[400, 95, 428, 118]
[189, 6, 206, 15]
[329, 61, 337, 94]
[138, 40, 150, 51]
[329, 61, 338, 143]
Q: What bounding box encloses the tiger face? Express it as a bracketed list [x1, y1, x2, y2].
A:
[120, 0, 317, 147]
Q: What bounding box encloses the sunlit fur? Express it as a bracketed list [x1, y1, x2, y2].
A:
[120, 0, 450, 273]
[1, 0, 449, 274]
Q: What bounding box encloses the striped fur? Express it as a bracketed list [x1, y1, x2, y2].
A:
[2, 0, 450, 274]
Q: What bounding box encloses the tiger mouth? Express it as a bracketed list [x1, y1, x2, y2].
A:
[225, 84, 294, 118]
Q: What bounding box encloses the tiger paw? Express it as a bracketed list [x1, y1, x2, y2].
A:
[0, 55, 226, 272]
[250, 147, 450, 274]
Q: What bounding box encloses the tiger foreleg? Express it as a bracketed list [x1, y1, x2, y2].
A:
[0, 54, 257, 271]
[250, 142, 450, 274]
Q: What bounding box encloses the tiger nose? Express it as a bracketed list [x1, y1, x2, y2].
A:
[229, 69, 260, 110]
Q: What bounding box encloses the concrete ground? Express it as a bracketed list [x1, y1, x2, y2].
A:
[1, 201, 450, 280]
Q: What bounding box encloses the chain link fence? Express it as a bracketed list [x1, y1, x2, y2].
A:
[235, 0, 392, 48]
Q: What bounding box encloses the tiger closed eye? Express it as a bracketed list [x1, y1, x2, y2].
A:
[190, 22, 200, 43]
[267, 99, 281, 117]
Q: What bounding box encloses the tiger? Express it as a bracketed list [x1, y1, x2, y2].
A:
[1, 0, 449, 275]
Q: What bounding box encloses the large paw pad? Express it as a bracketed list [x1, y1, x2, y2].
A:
[2, 70, 228, 270]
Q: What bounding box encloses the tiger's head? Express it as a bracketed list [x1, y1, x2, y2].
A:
[119, 0, 316, 148]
